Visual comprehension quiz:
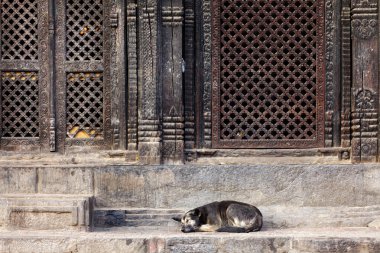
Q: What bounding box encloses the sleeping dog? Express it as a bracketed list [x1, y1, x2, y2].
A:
[172, 201, 263, 233]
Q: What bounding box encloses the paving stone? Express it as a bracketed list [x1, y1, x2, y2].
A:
[0, 227, 379, 253]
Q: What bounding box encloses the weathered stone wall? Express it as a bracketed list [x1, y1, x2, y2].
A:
[1, 164, 380, 209]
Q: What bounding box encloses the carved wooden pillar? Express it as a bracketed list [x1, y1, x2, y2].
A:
[351, 0, 379, 162]
[325, 0, 342, 148]
[110, 1, 123, 150]
[183, 0, 196, 161]
[161, 0, 184, 163]
[202, 0, 212, 149]
[126, 0, 138, 151]
[110, 0, 128, 150]
[341, 1, 352, 148]
[48, 0, 57, 152]
[137, 0, 161, 164]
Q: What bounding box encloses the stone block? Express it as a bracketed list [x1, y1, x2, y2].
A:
[37, 167, 93, 195]
[0, 168, 37, 194]
[0, 194, 93, 231]
[93, 164, 380, 209]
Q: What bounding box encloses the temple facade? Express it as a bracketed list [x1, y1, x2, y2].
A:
[0, 0, 379, 164]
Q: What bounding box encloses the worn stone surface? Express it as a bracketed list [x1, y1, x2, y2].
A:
[37, 167, 93, 194]
[0, 194, 92, 231]
[1, 164, 380, 208]
[93, 164, 380, 208]
[368, 219, 380, 229]
[0, 228, 379, 253]
[93, 206, 380, 229]
[0, 168, 37, 194]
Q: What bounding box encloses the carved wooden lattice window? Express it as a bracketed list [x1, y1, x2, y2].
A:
[211, 0, 325, 148]
[0, 0, 46, 150]
[1, 0, 38, 60]
[1, 72, 39, 138]
[65, 0, 104, 141]
[66, 0, 103, 61]
[66, 73, 103, 138]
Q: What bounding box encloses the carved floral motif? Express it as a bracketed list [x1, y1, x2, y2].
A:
[352, 19, 377, 39]
[354, 89, 376, 110]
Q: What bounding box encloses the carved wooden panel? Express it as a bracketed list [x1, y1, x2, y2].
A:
[1, 72, 39, 138]
[56, 0, 112, 150]
[351, 0, 379, 162]
[211, 0, 325, 148]
[66, 0, 103, 61]
[1, 0, 39, 60]
[0, 0, 49, 151]
[66, 72, 103, 139]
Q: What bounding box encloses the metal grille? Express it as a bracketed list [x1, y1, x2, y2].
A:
[0, 0, 39, 60]
[66, 0, 103, 61]
[1, 72, 39, 138]
[212, 0, 325, 148]
[66, 72, 103, 139]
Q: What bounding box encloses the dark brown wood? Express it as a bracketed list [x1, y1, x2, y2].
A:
[55, 0, 113, 151]
[126, 1, 138, 151]
[351, 0, 379, 163]
[161, 0, 185, 163]
[184, 0, 196, 154]
[2, 0, 380, 164]
[137, 0, 162, 164]
[0, 0, 49, 152]
[341, 4, 351, 148]
[211, 0, 325, 148]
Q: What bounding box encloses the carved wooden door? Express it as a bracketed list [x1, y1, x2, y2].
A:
[211, 0, 325, 148]
[1, 0, 115, 152]
[0, 0, 50, 151]
[55, 0, 113, 151]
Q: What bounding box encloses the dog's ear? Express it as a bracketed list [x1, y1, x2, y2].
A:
[193, 208, 201, 217]
[172, 215, 182, 222]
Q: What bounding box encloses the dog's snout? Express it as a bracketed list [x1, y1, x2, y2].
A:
[181, 226, 195, 233]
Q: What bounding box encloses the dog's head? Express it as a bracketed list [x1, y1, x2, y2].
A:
[172, 208, 201, 233]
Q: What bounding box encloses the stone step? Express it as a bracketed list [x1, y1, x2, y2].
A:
[124, 208, 185, 215]
[93, 208, 184, 228]
[125, 219, 176, 227]
[0, 227, 379, 253]
[93, 205, 380, 229]
[0, 194, 93, 231]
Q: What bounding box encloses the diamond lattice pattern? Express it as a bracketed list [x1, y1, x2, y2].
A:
[1, 0, 38, 60]
[66, 0, 103, 61]
[220, 0, 318, 140]
[1, 72, 39, 138]
[66, 72, 103, 139]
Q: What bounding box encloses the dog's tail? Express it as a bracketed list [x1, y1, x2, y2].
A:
[216, 226, 248, 233]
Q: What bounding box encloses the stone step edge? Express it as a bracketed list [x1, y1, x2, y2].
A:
[93, 206, 380, 229]
[1, 228, 380, 253]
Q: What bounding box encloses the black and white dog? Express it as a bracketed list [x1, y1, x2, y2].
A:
[172, 201, 263, 233]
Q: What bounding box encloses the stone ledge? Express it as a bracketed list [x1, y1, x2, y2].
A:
[0, 227, 379, 253]
[0, 194, 93, 231]
[93, 205, 380, 230]
[1, 164, 380, 208]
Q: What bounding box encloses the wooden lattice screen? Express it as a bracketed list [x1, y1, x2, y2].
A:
[211, 0, 325, 148]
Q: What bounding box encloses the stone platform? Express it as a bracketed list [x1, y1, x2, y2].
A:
[0, 158, 380, 252]
[0, 227, 380, 253]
